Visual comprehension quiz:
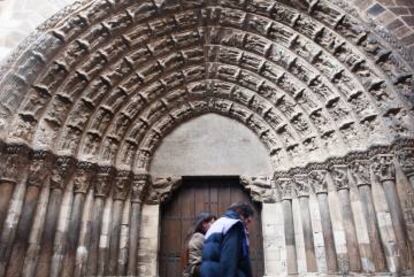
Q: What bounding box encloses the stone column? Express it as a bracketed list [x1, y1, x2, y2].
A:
[308, 169, 338, 273]
[6, 151, 52, 277]
[33, 156, 73, 277]
[331, 164, 362, 272]
[137, 204, 160, 277]
[0, 145, 29, 231]
[293, 174, 317, 272]
[61, 162, 94, 277]
[50, 163, 80, 277]
[86, 166, 113, 276]
[350, 159, 386, 272]
[277, 177, 298, 274]
[373, 154, 412, 271]
[128, 173, 149, 276]
[107, 170, 130, 276]
[0, 145, 30, 276]
[73, 188, 93, 277]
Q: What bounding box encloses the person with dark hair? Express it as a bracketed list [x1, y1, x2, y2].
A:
[182, 212, 217, 277]
[200, 202, 254, 277]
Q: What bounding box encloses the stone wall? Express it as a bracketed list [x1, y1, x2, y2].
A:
[150, 114, 273, 176]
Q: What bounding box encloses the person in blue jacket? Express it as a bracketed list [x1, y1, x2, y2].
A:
[199, 202, 254, 277]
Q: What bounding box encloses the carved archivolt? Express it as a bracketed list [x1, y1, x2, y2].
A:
[0, 0, 411, 175]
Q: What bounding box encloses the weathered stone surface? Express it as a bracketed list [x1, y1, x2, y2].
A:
[0, 0, 413, 276]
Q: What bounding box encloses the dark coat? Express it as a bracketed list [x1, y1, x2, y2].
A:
[199, 210, 252, 277]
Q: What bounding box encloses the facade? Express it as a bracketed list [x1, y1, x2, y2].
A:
[0, 0, 413, 276]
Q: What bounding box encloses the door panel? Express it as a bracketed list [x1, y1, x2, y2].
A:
[159, 177, 264, 277]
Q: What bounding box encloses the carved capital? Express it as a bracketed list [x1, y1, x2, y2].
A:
[308, 170, 328, 194]
[397, 147, 414, 178]
[372, 154, 395, 183]
[113, 170, 131, 201]
[50, 156, 74, 190]
[27, 150, 53, 187]
[276, 178, 294, 200]
[131, 173, 150, 203]
[146, 177, 181, 204]
[350, 159, 371, 187]
[330, 164, 350, 191]
[73, 161, 95, 194]
[240, 176, 274, 203]
[94, 166, 114, 198]
[1, 144, 30, 183]
[293, 175, 310, 198]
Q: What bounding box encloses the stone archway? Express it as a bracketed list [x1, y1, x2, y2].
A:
[0, 0, 412, 276]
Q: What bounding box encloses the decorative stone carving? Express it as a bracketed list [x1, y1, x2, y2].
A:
[131, 173, 150, 203]
[276, 178, 294, 200]
[330, 164, 350, 191]
[27, 150, 53, 187]
[240, 176, 274, 203]
[73, 161, 95, 194]
[1, 144, 30, 183]
[308, 170, 328, 194]
[94, 166, 114, 198]
[50, 156, 74, 190]
[372, 154, 395, 183]
[113, 170, 131, 201]
[146, 177, 181, 204]
[397, 147, 414, 178]
[349, 159, 371, 187]
[293, 174, 311, 197]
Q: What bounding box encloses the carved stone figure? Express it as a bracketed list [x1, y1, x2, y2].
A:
[397, 147, 414, 178]
[113, 170, 131, 200]
[73, 161, 95, 194]
[94, 166, 114, 198]
[331, 164, 350, 191]
[308, 170, 328, 194]
[146, 177, 181, 204]
[293, 175, 310, 197]
[1, 144, 30, 183]
[240, 176, 274, 203]
[276, 178, 294, 200]
[131, 173, 150, 203]
[50, 156, 74, 190]
[27, 150, 52, 187]
[349, 159, 371, 187]
[372, 154, 395, 183]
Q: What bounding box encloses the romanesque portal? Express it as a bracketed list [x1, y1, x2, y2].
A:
[0, 0, 413, 276]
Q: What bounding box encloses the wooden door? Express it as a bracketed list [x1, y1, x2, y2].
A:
[159, 176, 264, 277]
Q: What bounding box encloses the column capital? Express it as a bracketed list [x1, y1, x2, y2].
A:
[308, 169, 328, 194]
[372, 154, 395, 183]
[276, 177, 294, 200]
[27, 150, 54, 187]
[349, 159, 371, 187]
[240, 176, 274, 203]
[94, 166, 115, 198]
[73, 161, 96, 194]
[131, 172, 151, 203]
[146, 176, 181, 204]
[113, 170, 131, 201]
[330, 164, 351, 191]
[397, 147, 414, 178]
[0, 143, 31, 183]
[293, 174, 310, 198]
[50, 156, 75, 190]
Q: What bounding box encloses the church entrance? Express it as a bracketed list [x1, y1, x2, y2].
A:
[159, 176, 264, 277]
